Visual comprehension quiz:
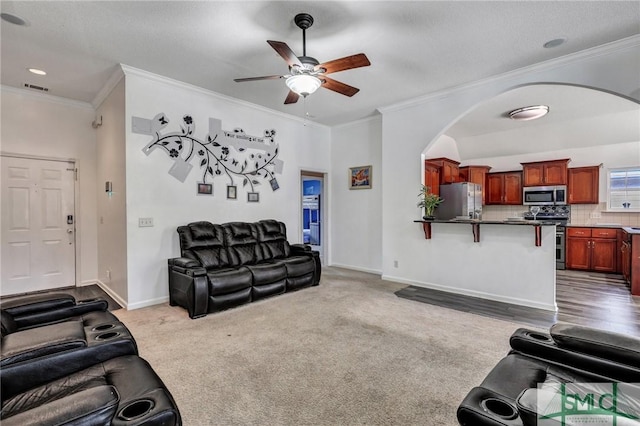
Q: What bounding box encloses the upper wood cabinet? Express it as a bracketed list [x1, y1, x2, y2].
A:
[521, 159, 570, 186]
[459, 165, 491, 205]
[426, 157, 460, 184]
[485, 171, 523, 205]
[568, 166, 600, 204]
[424, 161, 441, 196]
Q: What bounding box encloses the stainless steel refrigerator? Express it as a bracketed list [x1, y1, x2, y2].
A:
[436, 182, 482, 220]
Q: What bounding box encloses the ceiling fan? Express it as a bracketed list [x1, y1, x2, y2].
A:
[234, 13, 371, 104]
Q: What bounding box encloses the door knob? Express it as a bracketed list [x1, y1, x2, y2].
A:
[67, 229, 73, 234]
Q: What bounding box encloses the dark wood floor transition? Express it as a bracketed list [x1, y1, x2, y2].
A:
[395, 269, 640, 336]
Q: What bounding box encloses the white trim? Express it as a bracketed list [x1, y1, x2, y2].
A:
[0, 85, 94, 110]
[378, 34, 640, 115]
[120, 64, 329, 130]
[382, 274, 558, 312]
[331, 113, 381, 130]
[78, 279, 97, 287]
[127, 296, 170, 310]
[0, 152, 76, 163]
[91, 66, 125, 109]
[330, 263, 383, 275]
[95, 280, 128, 309]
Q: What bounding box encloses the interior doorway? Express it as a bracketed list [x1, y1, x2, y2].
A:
[1, 155, 76, 296]
[301, 171, 325, 262]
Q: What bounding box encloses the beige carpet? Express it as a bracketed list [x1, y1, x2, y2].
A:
[115, 267, 537, 425]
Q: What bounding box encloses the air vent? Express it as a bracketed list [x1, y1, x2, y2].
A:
[24, 83, 49, 92]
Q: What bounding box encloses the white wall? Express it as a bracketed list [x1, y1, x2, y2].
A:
[123, 67, 331, 308]
[0, 86, 98, 286]
[377, 38, 640, 293]
[330, 116, 382, 273]
[95, 77, 128, 305]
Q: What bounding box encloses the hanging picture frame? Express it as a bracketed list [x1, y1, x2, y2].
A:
[227, 185, 237, 199]
[349, 165, 372, 189]
[197, 183, 213, 195]
[247, 192, 260, 202]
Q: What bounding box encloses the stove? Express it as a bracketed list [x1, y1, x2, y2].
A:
[523, 206, 570, 270]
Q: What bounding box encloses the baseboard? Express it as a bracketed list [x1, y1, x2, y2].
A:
[78, 280, 97, 287]
[382, 274, 557, 312]
[329, 263, 382, 275]
[127, 296, 170, 311]
[95, 280, 128, 310]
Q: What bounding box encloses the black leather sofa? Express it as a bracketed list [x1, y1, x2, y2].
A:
[457, 323, 640, 426]
[1, 294, 182, 425]
[168, 219, 321, 318]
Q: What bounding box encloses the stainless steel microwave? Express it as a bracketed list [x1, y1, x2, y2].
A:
[523, 185, 567, 206]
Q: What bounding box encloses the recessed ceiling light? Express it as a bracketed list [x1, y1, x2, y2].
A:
[1, 12, 29, 26]
[508, 105, 549, 121]
[543, 38, 567, 48]
[28, 68, 47, 76]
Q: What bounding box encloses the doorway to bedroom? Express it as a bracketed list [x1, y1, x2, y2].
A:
[301, 171, 325, 263]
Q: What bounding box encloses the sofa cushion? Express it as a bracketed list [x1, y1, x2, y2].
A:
[256, 220, 291, 261]
[207, 267, 252, 295]
[245, 262, 287, 285]
[280, 256, 315, 277]
[223, 222, 258, 266]
[178, 222, 229, 269]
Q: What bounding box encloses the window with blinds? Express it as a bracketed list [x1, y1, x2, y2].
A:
[608, 167, 640, 211]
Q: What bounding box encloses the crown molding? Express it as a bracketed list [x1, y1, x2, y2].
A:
[91, 65, 125, 109]
[379, 34, 640, 115]
[332, 112, 382, 130]
[120, 64, 330, 130]
[1, 84, 93, 110]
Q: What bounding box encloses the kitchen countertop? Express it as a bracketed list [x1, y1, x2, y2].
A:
[414, 219, 557, 226]
[566, 224, 640, 233]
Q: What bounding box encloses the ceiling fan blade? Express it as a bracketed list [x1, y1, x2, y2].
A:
[234, 75, 284, 82]
[267, 40, 302, 68]
[321, 76, 360, 97]
[315, 53, 370, 75]
[284, 91, 300, 104]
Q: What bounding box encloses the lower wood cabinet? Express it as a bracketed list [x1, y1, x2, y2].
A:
[566, 227, 618, 272]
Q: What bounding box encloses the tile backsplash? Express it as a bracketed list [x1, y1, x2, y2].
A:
[482, 203, 640, 227]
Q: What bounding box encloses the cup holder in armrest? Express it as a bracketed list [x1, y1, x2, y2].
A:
[118, 399, 155, 421]
[480, 398, 518, 420]
[95, 331, 121, 341]
[526, 332, 553, 343]
[92, 323, 116, 332]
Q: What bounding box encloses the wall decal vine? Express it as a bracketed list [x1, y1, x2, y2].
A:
[132, 113, 283, 198]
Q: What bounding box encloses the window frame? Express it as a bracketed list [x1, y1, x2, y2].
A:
[606, 166, 640, 212]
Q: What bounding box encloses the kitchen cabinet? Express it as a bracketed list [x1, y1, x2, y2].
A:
[566, 227, 617, 272]
[485, 171, 522, 205]
[621, 230, 640, 296]
[521, 159, 570, 186]
[459, 165, 491, 205]
[426, 157, 460, 184]
[568, 166, 600, 204]
[424, 161, 441, 196]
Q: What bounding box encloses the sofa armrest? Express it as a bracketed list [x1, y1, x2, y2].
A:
[168, 257, 206, 276]
[168, 264, 208, 319]
[550, 323, 640, 368]
[1, 293, 76, 316]
[291, 243, 311, 253]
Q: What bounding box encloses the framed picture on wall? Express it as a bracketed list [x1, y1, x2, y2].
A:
[197, 183, 213, 195]
[349, 165, 372, 190]
[247, 192, 260, 202]
[227, 185, 237, 199]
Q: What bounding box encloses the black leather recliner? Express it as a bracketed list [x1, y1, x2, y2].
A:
[457, 323, 640, 426]
[1, 294, 182, 425]
[2, 355, 181, 426]
[168, 219, 321, 318]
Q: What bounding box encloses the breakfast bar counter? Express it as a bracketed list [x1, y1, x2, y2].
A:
[414, 219, 557, 245]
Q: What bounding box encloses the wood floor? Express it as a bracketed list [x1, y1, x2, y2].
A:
[395, 269, 640, 337]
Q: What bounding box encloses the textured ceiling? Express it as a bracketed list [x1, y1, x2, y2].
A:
[1, 1, 639, 126]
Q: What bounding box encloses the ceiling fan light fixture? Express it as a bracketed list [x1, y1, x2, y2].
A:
[508, 105, 549, 121]
[285, 74, 321, 97]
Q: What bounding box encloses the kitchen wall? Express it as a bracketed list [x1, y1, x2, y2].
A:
[0, 86, 99, 286]
[123, 67, 331, 308]
[376, 36, 640, 297]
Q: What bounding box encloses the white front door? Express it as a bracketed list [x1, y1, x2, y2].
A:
[1, 156, 76, 296]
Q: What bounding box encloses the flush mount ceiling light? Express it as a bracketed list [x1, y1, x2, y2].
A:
[543, 37, 567, 48]
[28, 68, 47, 76]
[285, 74, 322, 97]
[508, 105, 549, 121]
[1, 12, 29, 26]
